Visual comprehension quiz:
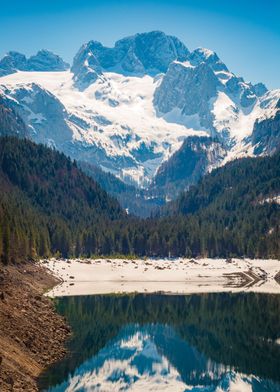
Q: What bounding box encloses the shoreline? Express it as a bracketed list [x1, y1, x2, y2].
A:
[44, 257, 280, 297]
[1, 257, 279, 390]
[0, 262, 71, 392]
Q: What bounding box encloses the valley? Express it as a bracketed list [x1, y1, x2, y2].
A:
[0, 12, 279, 392]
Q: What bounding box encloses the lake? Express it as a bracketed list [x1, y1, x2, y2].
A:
[39, 292, 280, 391]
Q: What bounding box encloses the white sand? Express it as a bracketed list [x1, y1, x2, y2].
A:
[43, 257, 280, 297]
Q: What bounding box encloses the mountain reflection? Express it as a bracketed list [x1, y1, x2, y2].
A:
[39, 293, 280, 391]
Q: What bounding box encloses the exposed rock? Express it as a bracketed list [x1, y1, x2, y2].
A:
[27, 50, 69, 72]
[0, 262, 70, 392]
[188, 47, 228, 72]
[0, 52, 27, 76]
[225, 75, 257, 107]
[253, 82, 268, 97]
[154, 61, 220, 131]
[71, 31, 190, 88]
[0, 49, 69, 77]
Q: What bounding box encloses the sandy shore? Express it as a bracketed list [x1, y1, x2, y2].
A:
[43, 257, 280, 297]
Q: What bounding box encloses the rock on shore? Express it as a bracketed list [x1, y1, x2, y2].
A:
[0, 262, 70, 391]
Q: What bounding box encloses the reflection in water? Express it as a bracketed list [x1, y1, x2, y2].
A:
[39, 293, 280, 391]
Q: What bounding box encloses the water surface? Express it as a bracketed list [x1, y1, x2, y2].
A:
[39, 293, 280, 391]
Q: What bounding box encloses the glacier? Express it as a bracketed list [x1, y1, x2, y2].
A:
[0, 31, 279, 192]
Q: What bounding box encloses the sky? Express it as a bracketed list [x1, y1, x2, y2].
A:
[0, 0, 280, 89]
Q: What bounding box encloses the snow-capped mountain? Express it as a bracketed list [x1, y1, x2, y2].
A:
[0, 31, 279, 196]
[71, 31, 190, 89]
[0, 49, 69, 76]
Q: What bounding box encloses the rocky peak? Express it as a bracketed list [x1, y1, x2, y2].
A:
[253, 82, 268, 97]
[71, 31, 190, 89]
[27, 50, 69, 71]
[154, 60, 220, 131]
[116, 31, 190, 73]
[0, 51, 27, 76]
[189, 47, 228, 72]
[0, 50, 69, 76]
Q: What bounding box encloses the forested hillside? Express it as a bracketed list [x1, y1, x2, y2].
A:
[0, 137, 125, 263]
[169, 152, 280, 215]
[0, 136, 279, 262]
[159, 152, 280, 257]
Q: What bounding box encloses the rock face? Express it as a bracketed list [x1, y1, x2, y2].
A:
[0, 51, 28, 76]
[0, 31, 279, 205]
[72, 31, 190, 88]
[27, 50, 69, 71]
[0, 50, 69, 76]
[153, 48, 270, 139]
[154, 61, 220, 132]
[189, 47, 229, 73]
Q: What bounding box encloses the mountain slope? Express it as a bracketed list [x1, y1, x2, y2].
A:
[79, 161, 163, 217]
[0, 95, 29, 137]
[0, 31, 279, 211]
[149, 136, 226, 200]
[158, 152, 280, 257]
[0, 31, 280, 215]
[168, 152, 280, 216]
[72, 31, 189, 88]
[0, 136, 279, 261]
[0, 136, 125, 262]
[251, 98, 280, 154]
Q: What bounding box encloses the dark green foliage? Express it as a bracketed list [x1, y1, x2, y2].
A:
[0, 136, 279, 262]
[158, 152, 280, 258]
[0, 136, 124, 262]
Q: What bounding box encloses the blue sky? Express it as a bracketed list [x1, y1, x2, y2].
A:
[1, 0, 280, 89]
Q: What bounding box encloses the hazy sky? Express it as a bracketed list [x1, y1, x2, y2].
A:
[1, 0, 279, 89]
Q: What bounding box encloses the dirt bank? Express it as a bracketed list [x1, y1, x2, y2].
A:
[0, 262, 70, 391]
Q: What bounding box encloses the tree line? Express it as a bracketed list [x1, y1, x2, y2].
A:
[0, 136, 279, 264]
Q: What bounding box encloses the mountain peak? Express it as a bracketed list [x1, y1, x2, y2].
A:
[0, 49, 69, 76]
[27, 49, 70, 71]
[0, 51, 27, 76]
[189, 47, 228, 73]
[193, 47, 217, 60]
[71, 31, 190, 89]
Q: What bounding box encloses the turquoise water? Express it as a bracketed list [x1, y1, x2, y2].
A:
[39, 293, 280, 391]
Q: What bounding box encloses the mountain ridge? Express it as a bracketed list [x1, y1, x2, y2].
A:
[0, 30, 279, 206]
